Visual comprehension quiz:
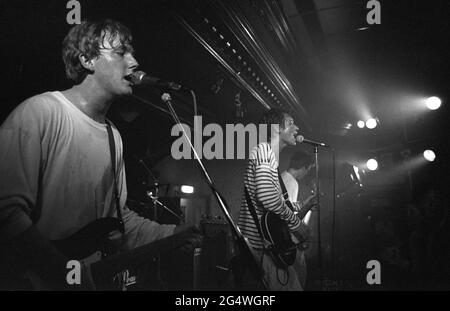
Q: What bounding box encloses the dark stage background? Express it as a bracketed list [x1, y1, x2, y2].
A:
[1, 0, 449, 290]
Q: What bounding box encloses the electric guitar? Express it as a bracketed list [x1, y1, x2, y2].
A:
[260, 189, 318, 268]
[25, 217, 201, 290]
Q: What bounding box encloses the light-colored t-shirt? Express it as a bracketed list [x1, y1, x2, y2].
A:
[0, 91, 174, 249]
[281, 171, 309, 289]
[281, 171, 312, 225]
[281, 171, 298, 202]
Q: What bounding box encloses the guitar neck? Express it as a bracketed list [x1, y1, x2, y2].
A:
[90, 228, 198, 286]
[296, 200, 315, 221]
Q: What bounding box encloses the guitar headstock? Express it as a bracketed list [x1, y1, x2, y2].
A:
[310, 181, 326, 197]
[309, 181, 318, 197]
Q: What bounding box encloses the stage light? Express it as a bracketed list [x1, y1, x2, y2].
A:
[336, 163, 365, 198]
[357, 120, 365, 128]
[366, 159, 378, 171]
[423, 150, 436, 162]
[353, 165, 360, 179]
[181, 185, 194, 194]
[366, 118, 377, 129]
[426, 96, 441, 110]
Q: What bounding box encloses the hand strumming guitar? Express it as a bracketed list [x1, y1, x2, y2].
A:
[173, 223, 204, 252]
[293, 222, 311, 243]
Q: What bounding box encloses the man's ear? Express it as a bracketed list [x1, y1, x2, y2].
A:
[281, 119, 289, 131]
[79, 54, 96, 71]
[270, 123, 281, 137]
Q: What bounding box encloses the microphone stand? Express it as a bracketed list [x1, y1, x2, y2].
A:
[155, 92, 268, 290]
[146, 189, 184, 223]
[302, 137, 330, 289]
[137, 157, 183, 222]
[313, 146, 324, 289]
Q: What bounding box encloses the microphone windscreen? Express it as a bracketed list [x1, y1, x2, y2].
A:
[128, 71, 146, 85]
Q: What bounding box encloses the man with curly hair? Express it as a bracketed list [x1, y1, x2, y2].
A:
[0, 20, 197, 290]
[237, 108, 311, 290]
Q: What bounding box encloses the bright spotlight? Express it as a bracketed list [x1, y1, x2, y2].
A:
[426, 96, 441, 110]
[181, 185, 194, 194]
[357, 120, 365, 128]
[423, 150, 436, 162]
[366, 118, 377, 129]
[352, 165, 362, 184]
[366, 159, 378, 171]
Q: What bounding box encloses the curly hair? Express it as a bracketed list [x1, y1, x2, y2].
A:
[62, 19, 133, 83]
[258, 108, 290, 140]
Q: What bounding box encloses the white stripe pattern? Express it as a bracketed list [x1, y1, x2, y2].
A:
[238, 142, 301, 249]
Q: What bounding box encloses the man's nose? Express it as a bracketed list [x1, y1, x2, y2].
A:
[128, 54, 139, 71]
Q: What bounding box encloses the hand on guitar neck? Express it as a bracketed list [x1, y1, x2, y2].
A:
[293, 194, 318, 220]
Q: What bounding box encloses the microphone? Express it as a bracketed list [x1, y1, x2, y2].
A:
[127, 71, 189, 91]
[296, 135, 330, 147]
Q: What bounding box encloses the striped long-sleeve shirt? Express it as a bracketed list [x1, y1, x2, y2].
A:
[238, 142, 302, 249]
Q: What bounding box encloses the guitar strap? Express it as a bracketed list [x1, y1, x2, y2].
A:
[244, 186, 265, 241]
[277, 170, 295, 212]
[106, 121, 125, 234]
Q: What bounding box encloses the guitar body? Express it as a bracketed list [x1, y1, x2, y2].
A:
[52, 217, 120, 260]
[6, 217, 200, 290]
[260, 212, 297, 268]
[25, 217, 120, 290]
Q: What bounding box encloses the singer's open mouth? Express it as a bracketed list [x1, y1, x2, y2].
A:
[124, 73, 133, 82]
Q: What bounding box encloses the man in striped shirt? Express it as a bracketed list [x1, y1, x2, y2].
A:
[238, 109, 311, 290]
